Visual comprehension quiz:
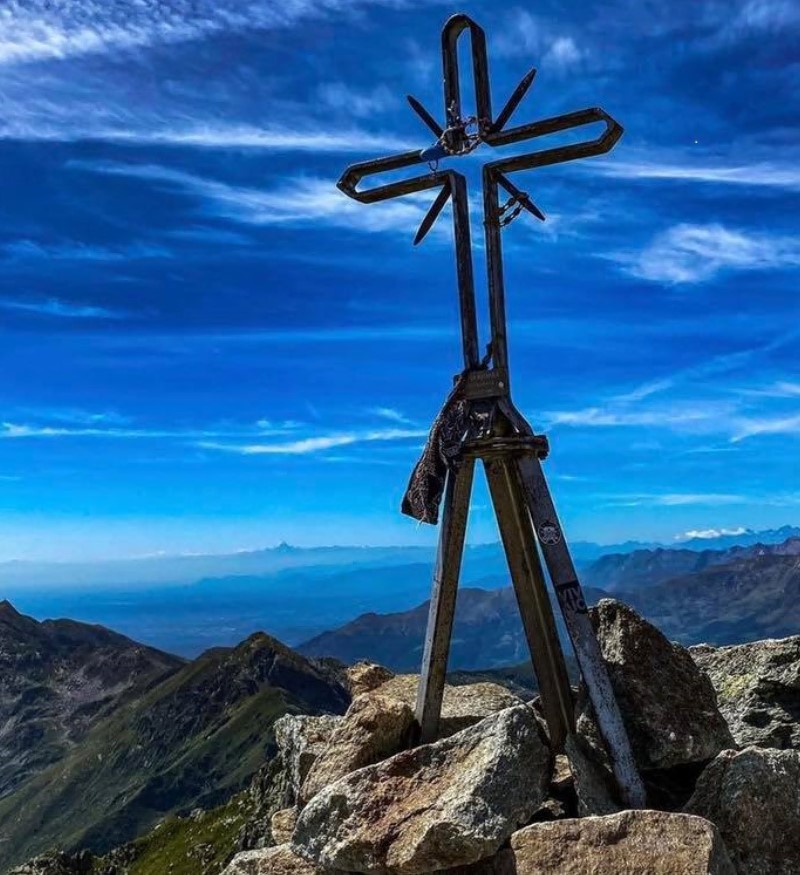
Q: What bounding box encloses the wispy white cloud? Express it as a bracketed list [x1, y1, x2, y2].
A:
[0, 0, 425, 67]
[544, 36, 582, 69]
[0, 297, 130, 320]
[610, 378, 676, 404]
[370, 407, 416, 426]
[675, 526, 748, 540]
[316, 82, 396, 119]
[546, 402, 735, 432]
[255, 418, 304, 431]
[740, 380, 800, 399]
[591, 158, 800, 191]
[72, 161, 440, 236]
[716, 0, 800, 41]
[611, 223, 800, 284]
[98, 325, 458, 357]
[77, 125, 413, 153]
[608, 330, 800, 410]
[0, 109, 413, 151]
[3, 240, 170, 262]
[550, 372, 800, 445]
[198, 427, 426, 456]
[18, 408, 131, 426]
[165, 227, 253, 246]
[0, 417, 297, 441]
[494, 9, 584, 71]
[730, 412, 800, 442]
[603, 492, 746, 508]
[0, 408, 427, 458]
[0, 1, 424, 153]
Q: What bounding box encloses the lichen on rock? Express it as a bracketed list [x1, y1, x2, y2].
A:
[685, 746, 800, 875]
[690, 636, 800, 750]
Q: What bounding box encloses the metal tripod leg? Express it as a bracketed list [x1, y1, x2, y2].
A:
[415, 459, 475, 743]
[484, 457, 574, 750]
[514, 454, 647, 808]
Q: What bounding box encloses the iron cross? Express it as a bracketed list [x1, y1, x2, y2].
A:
[336, 14, 647, 812]
[338, 13, 622, 388]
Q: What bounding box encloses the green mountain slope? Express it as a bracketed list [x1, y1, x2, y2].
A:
[0, 601, 183, 800]
[0, 631, 349, 873]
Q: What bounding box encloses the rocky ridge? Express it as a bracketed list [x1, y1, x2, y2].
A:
[11, 599, 800, 875]
[0, 624, 350, 873]
[690, 636, 800, 749]
[0, 601, 183, 800]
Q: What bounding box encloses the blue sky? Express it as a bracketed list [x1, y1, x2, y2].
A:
[0, 0, 798, 561]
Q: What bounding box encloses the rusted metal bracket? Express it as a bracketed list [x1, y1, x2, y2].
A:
[461, 434, 550, 461]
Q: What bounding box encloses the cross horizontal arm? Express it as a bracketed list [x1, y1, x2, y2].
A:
[337, 149, 429, 203]
[484, 106, 622, 159]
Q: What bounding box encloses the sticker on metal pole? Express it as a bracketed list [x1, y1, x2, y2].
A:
[537, 520, 562, 545]
[555, 579, 588, 614]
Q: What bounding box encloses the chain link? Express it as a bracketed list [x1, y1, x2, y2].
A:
[497, 192, 528, 227]
[437, 102, 491, 157]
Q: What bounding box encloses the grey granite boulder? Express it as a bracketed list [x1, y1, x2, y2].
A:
[685, 746, 800, 875]
[222, 845, 326, 874]
[269, 807, 298, 846]
[372, 674, 522, 738]
[564, 733, 621, 817]
[691, 636, 800, 749]
[273, 714, 341, 805]
[584, 599, 734, 769]
[345, 661, 395, 697]
[300, 692, 415, 805]
[292, 704, 551, 874]
[496, 810, 735, 874]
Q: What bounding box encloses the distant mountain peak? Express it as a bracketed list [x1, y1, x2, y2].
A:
[274, 541, 297, 554]
[0, 599, 19, 615]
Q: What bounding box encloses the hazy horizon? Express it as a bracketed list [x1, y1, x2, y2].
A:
[2, 521, 796, 567]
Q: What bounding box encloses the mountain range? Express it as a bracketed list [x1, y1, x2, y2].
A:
[6, 527, 800, 590]
[582, 533, 800, 591]
[299, 538, 800, 670]
[6, 526, 800, 658]
[0, 601, 181, 800]
[0, 603, 349, 873]
[299, 585, 603, 672]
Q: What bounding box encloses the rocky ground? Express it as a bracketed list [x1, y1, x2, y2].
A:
[12, 599, 800, 875]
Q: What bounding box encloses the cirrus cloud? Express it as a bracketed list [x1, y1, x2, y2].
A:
[611, 223, 800, 284]
[0, 0, 428, 66]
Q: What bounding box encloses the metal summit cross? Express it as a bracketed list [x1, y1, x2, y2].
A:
[337, 14, 646, 808]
